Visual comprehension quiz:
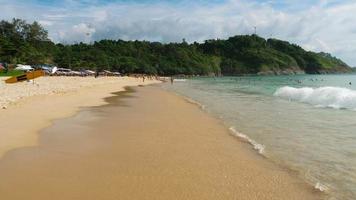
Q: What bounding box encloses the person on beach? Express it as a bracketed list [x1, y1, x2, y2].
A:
[4, 62, 8, 73]
[170, 76, 174, 84]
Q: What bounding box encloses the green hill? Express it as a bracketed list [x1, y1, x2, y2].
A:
[0, 19, 351, 76]
[199, 35, 350, 75]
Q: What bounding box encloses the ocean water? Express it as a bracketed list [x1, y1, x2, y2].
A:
[164, 74, 356, 200]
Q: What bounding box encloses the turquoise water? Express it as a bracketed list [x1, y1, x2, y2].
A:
[164, 74, 356, 200]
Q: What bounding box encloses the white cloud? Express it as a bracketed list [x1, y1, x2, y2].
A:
[59, 23, 96, 43]
[38, 20, 54, 26]
[1, 0, 356, 65]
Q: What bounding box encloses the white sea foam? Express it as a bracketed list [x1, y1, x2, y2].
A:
[173, 79, 187, 82]
[229, 127, 265, 154]
[315, 182, 329, 192]
[184, 97, 206, 110]
[274, 86, 356, 110]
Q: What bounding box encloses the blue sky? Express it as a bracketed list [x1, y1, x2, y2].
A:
[1, 0, 356, 65]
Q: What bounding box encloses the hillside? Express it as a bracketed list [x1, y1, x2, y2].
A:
[199, 35, 351, 75]
[0, 19, 351, 76]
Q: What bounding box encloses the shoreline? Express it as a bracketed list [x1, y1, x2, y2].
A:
[0, 84, 323, 199]
[0, 76, 160, 158]
[166, 88, 329, 195]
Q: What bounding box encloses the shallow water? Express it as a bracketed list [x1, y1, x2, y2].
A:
[164, 74, 356, 200]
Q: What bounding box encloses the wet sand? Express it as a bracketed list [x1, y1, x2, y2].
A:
[0, 85, 323, 200]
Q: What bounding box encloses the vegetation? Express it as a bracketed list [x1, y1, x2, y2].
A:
[0, 70, 23, 77]
[0, 18, 351, 76]
[199, 36, 350, 74]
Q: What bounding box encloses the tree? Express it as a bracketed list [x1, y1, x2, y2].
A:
[0, 18, 350, 75]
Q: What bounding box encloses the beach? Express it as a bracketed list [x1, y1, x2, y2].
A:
[0, 80, 323, 199]
[0, 76, 160, 158]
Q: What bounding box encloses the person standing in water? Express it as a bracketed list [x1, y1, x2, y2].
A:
[170, 76, 174, 84]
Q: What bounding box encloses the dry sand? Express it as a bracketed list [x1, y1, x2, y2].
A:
[0, 76, 157, 109]
[0, 76, 160, 157]
[0, 85, 323, 200]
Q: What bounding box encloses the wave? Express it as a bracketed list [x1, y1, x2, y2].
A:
[229, 127, 265, 154]
[184, 97, 206, 110]
[274, 86, 356, 110]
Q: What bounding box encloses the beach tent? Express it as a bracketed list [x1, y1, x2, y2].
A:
[85, 70, 95, 75]
[103, 70, 112, 73]
[54, 68, 71, 76]
[15, 64, 33, 71]
[70, 70, 81, 76]
[39, 65, 51, 71]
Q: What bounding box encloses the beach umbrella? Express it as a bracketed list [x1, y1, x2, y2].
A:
[15, 64, 33, 71]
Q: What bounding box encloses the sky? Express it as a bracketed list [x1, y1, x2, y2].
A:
[0, 0, 356, 66]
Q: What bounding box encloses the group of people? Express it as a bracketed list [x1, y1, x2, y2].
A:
[129, 74, 176, 85]
[129, 74, 161, 82]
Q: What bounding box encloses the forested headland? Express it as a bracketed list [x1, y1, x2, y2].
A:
[0, 19, 351, 76]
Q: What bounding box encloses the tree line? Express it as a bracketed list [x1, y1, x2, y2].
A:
[0, 18, 350, 75]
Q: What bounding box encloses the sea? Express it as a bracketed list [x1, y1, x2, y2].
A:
[164, 74, 356, 200]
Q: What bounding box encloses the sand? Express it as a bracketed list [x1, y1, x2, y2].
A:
[0, 85, 323, 200]
[0, 76, 160, 157]
[0, 76, 158, 109]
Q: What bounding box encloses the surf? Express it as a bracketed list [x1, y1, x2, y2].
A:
[274, 86, 356, 110]
[229, 127, 265, 154]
